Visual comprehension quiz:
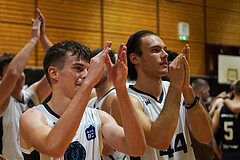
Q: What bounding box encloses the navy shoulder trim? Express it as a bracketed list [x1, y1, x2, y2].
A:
[129, 85, 164, 103]
[43, 103, 60, 119]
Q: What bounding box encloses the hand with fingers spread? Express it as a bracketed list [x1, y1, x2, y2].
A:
[106, 43, 128, 90]
[86, 41, 112, 87]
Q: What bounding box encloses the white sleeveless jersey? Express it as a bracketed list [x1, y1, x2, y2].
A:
[87, 88, 128, 160]
[127, 81, 195, 160]
[0, 88, 39, 160]
[20, 103, 103, 160]
[87, 88, 115, 110]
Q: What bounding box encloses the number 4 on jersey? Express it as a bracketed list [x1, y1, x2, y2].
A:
[160, 133, 187, 158]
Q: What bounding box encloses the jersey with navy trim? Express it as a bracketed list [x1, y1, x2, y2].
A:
[219, 105, 240, 159]
[0, 88, 39, 160]
[20, 103, 103, 160]
[87, 87, 115, 110]
[128, 81, 195, 160]
[87, 88, 129, 160]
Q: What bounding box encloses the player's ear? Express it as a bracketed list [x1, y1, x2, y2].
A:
[48, 66, 59, 81]
[129, 53, 139, 65]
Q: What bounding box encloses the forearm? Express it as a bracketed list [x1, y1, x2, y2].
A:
[40, 34, 53, 53]
[8, 39, 37, 75]
[147, 85, 182, 150]
[115, 86, 146, 155]
[225, 99, 240, 113]
[45, 81, 94, 156]
[183, 86, 213, 143]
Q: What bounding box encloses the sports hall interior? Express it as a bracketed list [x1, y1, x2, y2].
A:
[0, 0, 240, 96]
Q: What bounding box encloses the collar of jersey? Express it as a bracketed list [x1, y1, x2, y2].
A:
[43, 103, 60, 119]
[129, 85, 164, 103]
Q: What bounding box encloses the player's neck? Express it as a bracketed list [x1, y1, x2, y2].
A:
[95, 81, 114, 101]
[135, 76, 163, 100]
[47, 91, 72, 116]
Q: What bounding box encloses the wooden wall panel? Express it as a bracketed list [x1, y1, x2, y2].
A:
[163, 39, 205, 75]
[159, 0, 205, 75]
[37, 29, 101, 66]
[0, 0, 36, 66]
[165, 0, 203, 6]
[207, 0, 240, 12]
[206, 5, 240, 45]
[35, 0, 102, 66]
[103, 33, 131, 51]
[38, 0, 101, 32]
[159, 1, 204, 42]
[0, 0, 239, 76]
[0, 23, 36, 66]
[0, 0, 35, 24]
[104, 0, 157, 38]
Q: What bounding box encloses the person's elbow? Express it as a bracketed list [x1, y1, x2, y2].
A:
[146, 134, 171, 150]
[44, 144, 65, 158]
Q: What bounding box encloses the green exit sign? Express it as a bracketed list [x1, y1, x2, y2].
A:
[179, 35, 188, 41]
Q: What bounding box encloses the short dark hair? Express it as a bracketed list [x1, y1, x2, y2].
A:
[91, 48, 116, 64]
[0, 53, 16, 76]
[126, 30, 158, 80]
[43, 40, 92, 85]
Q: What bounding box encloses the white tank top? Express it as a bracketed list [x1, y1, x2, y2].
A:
[0, 88, 39, 160]
[127, 81, 195, 160]
[87, 88, 129, 160]
[87, 88, 115, 110]
[20, 103, 103, 160]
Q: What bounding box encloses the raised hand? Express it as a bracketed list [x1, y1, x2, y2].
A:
[86, 41, 112, 86]
[181, 44, 191, 89]
[168, 51, 185, 90]
[31, 17, 41, 42]
[181, 44, 190, 62]
[106, 43, 128, 89]
[36, 8, 46, 39]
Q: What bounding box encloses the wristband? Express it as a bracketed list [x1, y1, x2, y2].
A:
[184, 96, 200, 109]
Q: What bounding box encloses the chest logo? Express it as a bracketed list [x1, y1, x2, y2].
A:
[64, 141, 86, 160]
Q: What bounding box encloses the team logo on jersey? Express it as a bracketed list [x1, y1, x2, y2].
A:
[64, 141, 86, 160]
[144, 99, 151, 106]
[84, 121, 96, 141]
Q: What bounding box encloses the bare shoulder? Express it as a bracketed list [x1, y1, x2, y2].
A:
[20, 108, 47, 127]
[97, 109, 116, 125]
[129, 94, 143, 110]
[21, 108, 42, 119]
[97, 109, 113, 120]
